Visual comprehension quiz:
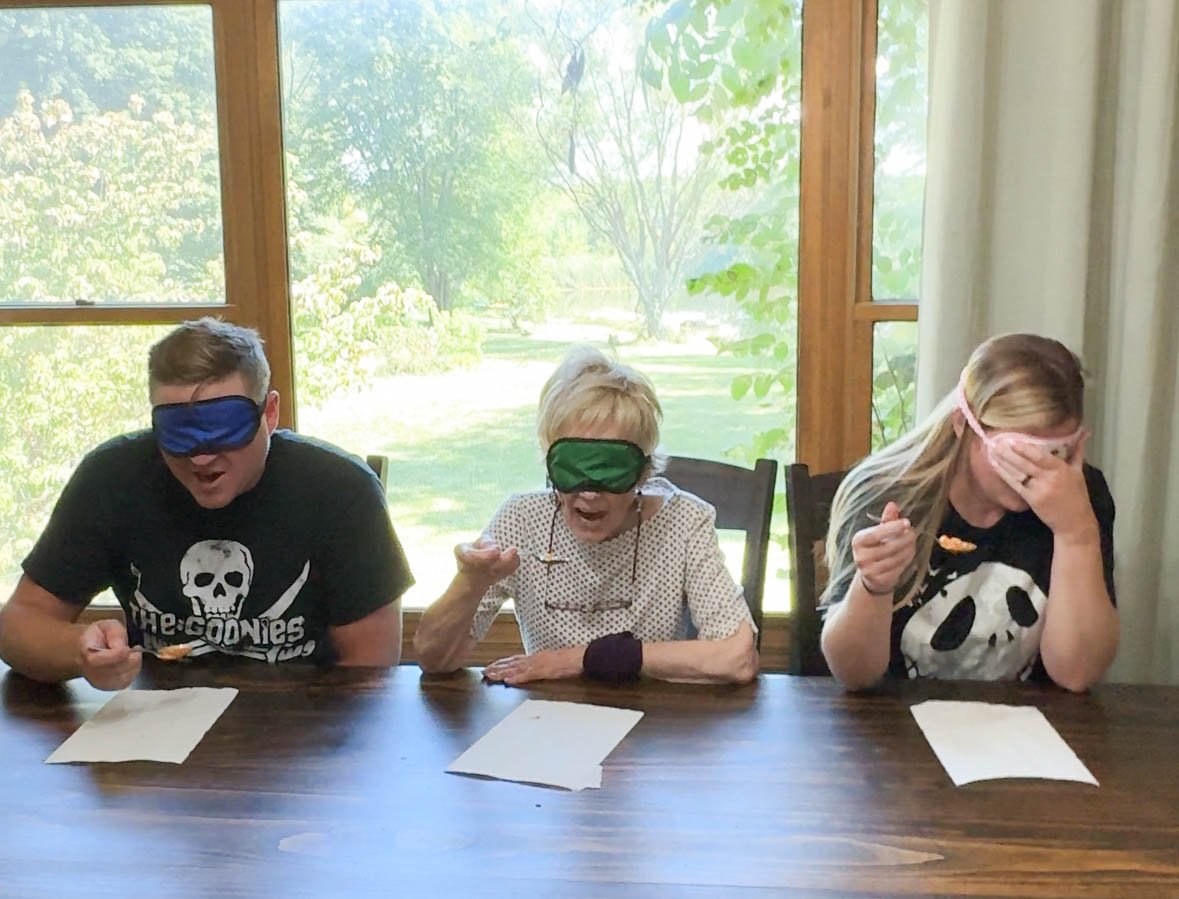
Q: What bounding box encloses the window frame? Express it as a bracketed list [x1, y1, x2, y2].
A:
[798, 0, 919, 474]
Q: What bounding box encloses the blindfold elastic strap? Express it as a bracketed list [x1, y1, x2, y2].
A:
[958, 375, 1083, 452]
[956, 376, 988, 441]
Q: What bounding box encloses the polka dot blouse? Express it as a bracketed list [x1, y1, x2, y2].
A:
[471, 477, 755, 653]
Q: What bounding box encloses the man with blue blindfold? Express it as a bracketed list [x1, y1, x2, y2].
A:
[0, 319, 413, 690]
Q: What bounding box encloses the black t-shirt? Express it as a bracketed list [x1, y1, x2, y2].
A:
[23, 430, 413, 664]
[889, 464, 1116, 682]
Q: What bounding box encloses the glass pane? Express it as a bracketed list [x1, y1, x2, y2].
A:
[279, 0, 801, 612]
[0, 8, 224, 306]
[0, 325, 174, 601]
[871, 321, 918, 450]
[872, 0, 929, 301]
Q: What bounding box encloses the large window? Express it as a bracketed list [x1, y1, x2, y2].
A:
[278, 0, 803, 609]
[1, 0, 928, 657]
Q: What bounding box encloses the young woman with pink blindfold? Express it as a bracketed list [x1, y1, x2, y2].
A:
[820, 334, 1118, 691]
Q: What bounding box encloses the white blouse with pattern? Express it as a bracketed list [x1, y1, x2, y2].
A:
[471, 477, 754, 653]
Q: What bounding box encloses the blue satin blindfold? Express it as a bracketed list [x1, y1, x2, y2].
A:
[152, 395, 264, 456]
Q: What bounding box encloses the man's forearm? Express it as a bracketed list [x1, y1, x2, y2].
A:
[0, 602, 87, 683]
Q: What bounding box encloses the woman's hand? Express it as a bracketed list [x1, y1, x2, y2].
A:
[454, 539, 520, 587]
[851, 501, 916, 596]
[992, 432, 1098, 543]
[483, 646, 584, 686]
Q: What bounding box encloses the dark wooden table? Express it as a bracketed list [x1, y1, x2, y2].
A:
[2, 660, 1178, 899]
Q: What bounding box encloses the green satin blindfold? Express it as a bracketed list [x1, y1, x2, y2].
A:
[545, 438, 649, 494]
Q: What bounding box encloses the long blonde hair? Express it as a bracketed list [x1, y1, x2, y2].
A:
[822, 333, 1085, 607]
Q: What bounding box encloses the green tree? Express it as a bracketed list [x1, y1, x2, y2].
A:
[0, 90, 223, 303]
[531, 2, 720, 338]
[646, 0, 803, 459]
[869, 0, 928, 446]
[280, 0, 544, 313]
[0, 7, 214, 120]
[648, 0, 927, 456]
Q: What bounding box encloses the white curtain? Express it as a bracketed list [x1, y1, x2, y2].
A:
[916, 0, 1179, 683]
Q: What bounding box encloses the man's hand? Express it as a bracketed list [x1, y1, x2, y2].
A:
[79, 619, 141, 691]
[483, 646, 584, 686]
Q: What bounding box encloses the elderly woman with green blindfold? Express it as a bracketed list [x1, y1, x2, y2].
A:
[414, 347, 759, 685]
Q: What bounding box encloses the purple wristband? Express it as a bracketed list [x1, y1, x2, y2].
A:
[582, 631, 643, 683]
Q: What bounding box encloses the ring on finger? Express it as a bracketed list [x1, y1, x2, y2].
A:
[1020, 473, 1032, 487]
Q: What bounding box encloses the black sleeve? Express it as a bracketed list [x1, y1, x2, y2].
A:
[316, 464, 415, 627]
[22, 450, 119, 606]
[1084, 464, 1117, 607]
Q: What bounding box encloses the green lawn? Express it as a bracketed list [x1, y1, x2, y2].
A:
[300, 322, 794, 612]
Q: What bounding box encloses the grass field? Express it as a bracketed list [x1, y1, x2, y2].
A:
[300, 321, 795, 611]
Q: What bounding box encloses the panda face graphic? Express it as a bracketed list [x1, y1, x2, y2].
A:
[901, 561, 1047, 680]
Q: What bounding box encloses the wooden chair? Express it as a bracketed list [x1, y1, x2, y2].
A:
[366, 455, 389, 490]
[661, 456, 777, 640]
[784, 463, 848, 676]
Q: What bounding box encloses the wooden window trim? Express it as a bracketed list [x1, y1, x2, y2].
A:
[798, 0, 920, 474]
[798, 0, 875, 473]
[0, 304, 237, 325]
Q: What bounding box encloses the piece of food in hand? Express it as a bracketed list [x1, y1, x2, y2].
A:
[937, 534, 977, 554]
[155, 643, 194, 661]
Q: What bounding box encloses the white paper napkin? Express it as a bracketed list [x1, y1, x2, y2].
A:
[447, 699, 643, 790]
[910, 699, 1098, 786]
[46, 687, 238, 764]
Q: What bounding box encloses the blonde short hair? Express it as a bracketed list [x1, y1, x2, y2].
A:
[537, 346, 664, 471]
[148, 318, 270, 402]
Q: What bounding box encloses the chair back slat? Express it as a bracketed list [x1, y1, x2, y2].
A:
[785, 463, 848, 675]
[366, 455, 389, 490]
[661, 456, 777, 638]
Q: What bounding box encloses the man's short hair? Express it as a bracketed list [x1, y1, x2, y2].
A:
[148, 318, 271, 402]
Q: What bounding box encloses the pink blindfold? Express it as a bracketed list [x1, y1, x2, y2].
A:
[956, 381, 1082, 463]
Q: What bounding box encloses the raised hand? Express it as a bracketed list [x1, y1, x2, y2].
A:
[851, 501, 917, 597]
[992, 431, 1098, 542]
[454, 539, 520, 587]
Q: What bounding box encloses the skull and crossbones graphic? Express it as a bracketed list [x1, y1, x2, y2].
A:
[180, 539, 254, 619]
[130, 540, 311, 662]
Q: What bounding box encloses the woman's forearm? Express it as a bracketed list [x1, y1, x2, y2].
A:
[820, 575, 893, 690]
[1040, 531, 1119, 692]
[640, 621, 759, 683]
[413, 574, 488, 672]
